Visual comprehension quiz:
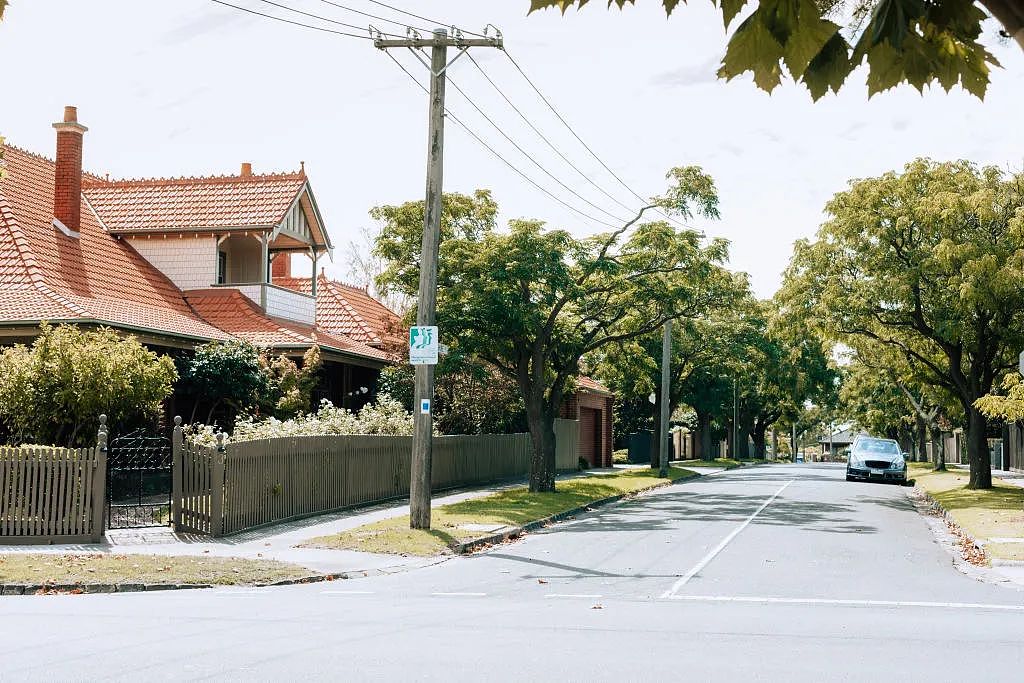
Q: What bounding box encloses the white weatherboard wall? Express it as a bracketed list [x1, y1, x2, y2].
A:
[266, 285, 315, 325]
[127, 236, 217, 291]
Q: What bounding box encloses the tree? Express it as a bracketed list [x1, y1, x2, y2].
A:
[0, 324, 177, 446]
[378, 352, 528, 435]
[528, 0, 1017, 99]
[780, 159, 1024, 489]
[344, 225, 412, 315]
[595, 302, 751, 465]
[376, 168, 737, 491]
[178, 341, 270, 425]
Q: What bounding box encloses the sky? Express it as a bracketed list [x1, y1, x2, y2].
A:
[2, 1, 1023, 298]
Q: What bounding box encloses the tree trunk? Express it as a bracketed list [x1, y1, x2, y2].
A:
[526, 394, 557, 493]
[915, 415, 927, 463]
[929, 426, 946, 472]
[752, 424, 768, 459]
[736, 418, 753, 460]
[698, 410, 713, 461]
[966, 406, 992, 489]
[771, 429, 778, 461]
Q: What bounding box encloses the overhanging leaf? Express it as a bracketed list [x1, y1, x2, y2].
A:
[719, 11, 786, 92]
[800, 32, 852, 100]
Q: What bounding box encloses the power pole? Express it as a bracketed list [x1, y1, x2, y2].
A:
[659, 319, 672, 478]
[374, 28, 503, 530]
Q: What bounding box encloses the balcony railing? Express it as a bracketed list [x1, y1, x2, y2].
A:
[212, 282, 315, 326]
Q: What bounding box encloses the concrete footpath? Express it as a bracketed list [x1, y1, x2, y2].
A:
[0, 464, 726, 575]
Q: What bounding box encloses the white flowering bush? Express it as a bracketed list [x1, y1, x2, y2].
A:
[185, 394, 419, 444]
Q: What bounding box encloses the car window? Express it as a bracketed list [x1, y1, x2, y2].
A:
[853, 438, 900, 455]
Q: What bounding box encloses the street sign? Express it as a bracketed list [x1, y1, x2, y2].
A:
[420, 399, 431, 415]
[409, 326, 439, 365]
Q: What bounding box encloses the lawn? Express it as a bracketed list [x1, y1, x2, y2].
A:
[305, 466, 699, 557]
[0, 554, 315, 587]
[909, 463, 1024, 562]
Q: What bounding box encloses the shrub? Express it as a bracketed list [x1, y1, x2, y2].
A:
[186, 394, 419, 444]
[0, 324, 177, 446]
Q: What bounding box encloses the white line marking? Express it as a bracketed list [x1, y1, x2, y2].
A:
[431, 592, 486, 597]
[667, 595, 1024, 611]
[661, 479, 794, 599]
[545, 593, 603, 599]
[322, 590, 376, 595]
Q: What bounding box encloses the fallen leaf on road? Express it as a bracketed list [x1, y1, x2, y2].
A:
[592, 604, 603, 610]
[537, 579, 548, 584]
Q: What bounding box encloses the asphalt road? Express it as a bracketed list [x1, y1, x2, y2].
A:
[2, 463, 1023, 682]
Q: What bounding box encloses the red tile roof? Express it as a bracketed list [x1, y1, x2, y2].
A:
[0, 142, 388, 364]
[0, 145, 229, 340]
[183, 289, 390, 362]
[82, 171, 306, 233]
[274, 275, 404, 348]
[577, 376, 613, 396]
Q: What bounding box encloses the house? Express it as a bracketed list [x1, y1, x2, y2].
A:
[0, 106, 390, 414]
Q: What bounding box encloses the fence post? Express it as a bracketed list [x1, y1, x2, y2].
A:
[171, 416, 183, 532]
[90, 415, 108, 542]
[210, 432, 226, 537]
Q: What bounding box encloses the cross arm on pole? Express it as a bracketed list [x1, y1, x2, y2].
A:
[374, 37, 503, 49]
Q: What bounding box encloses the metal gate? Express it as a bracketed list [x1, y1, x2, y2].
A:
[106, 429, 173, 529]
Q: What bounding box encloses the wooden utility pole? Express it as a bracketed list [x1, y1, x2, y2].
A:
[659, 319, 672, 478]
[375, 28, 503, 530]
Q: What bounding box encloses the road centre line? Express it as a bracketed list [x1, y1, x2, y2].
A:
[661, 479, 794, 599]
[667, 595, 1024, 611]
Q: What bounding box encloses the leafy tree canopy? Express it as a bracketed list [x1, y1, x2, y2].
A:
[528, 0, 1020, 99]
[375, 168, 739, 491]
[779, 158, 1024, 488]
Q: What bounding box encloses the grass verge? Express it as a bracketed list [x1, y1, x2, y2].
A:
[305, 466, 699, 557]
[909, 463, 1024, 563]
[675, 458, 743, 469]
[0, 554, 315, 587]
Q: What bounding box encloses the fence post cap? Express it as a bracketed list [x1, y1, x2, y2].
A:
[216, 432, 226, 451]
[98, 414, 107, 426]
[174, 416, 183, 426]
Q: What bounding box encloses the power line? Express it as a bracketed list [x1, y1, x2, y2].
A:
[316, 0, 432, 33]
[210, 0, 376, 39]
[381, 51, 620, 229]
[442, 67, 630, 225]
[364, 0, 487, 37]
[502, 49, 699, 232]
[251, 0, 403, 36]
[465, 51, 640, 218]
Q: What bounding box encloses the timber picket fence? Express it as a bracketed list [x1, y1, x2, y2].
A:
[173, 418, 580, 537]
[0, 417, 108, 544]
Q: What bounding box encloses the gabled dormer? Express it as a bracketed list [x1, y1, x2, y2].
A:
[83, 163, 332, 326]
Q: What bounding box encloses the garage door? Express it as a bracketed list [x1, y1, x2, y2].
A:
[580, 407, 600, 468]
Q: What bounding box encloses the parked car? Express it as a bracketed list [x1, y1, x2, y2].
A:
[846, 437, 907, 484]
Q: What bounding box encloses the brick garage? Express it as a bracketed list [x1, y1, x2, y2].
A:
[560, 378, 614, 469]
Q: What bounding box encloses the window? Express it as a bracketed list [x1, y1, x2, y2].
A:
[217, 251, 227, 284]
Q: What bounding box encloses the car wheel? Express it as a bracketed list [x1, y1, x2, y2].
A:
[845, 474, 854, 482]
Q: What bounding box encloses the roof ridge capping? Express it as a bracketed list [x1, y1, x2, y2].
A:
[82, 168, 307, 189]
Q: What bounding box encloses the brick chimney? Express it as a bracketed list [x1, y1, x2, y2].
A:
[240, 162, 252, 177]
[271, 253, 292, 279]
[52, 106, 88, 235]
